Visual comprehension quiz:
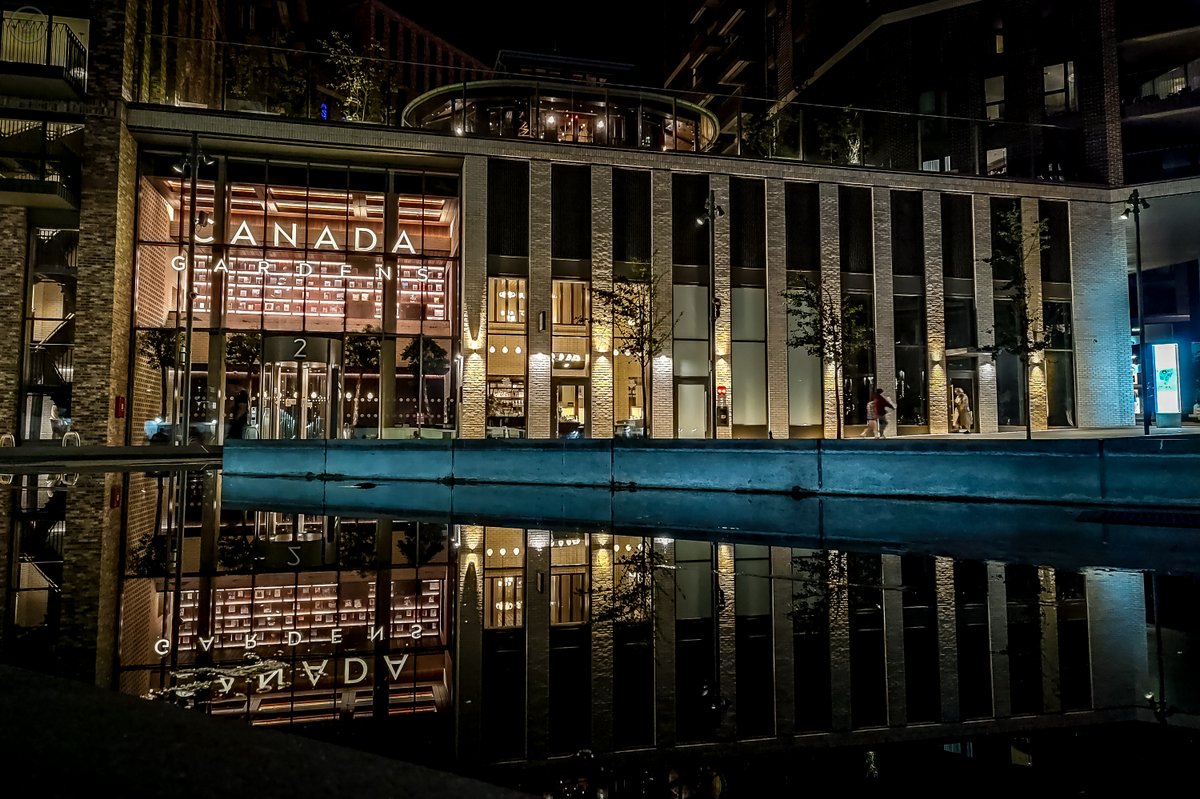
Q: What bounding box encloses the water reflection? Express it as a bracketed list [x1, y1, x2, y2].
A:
[4, 468, 1200, 794]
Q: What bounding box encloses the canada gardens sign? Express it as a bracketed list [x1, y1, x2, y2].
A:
[173, 220, 429, 279]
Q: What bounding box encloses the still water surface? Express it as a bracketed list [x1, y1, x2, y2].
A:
[4, 466, 1200, 796]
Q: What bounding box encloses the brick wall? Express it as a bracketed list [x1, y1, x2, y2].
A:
[0, 207, 27, 438]
[651, 170, 674, 438]
[973, 196, 999, 433]
[591, 166, 614, 439]
[460, 157, 488, 439]
[924, 192, 949, 434]
[716, 543, 737, 735]
[1070, 200, 1135, 427]
[765, 180, 789, 439]
[60, 472, 122, 685]
[1078, 0, 1123, 185]
[819, 183, 842, 438]
[1021, 198, 1049, 431]
[872, 190, 896, 405]
[528, 162, 552, 439]
[712, 174, 732, 439]
[935, 556, 960, 722]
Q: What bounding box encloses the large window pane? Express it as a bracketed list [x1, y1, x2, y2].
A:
[673, 284, 709, 340]
[894, 295, 928, 426]
[732, 341, 767, 428]
[945, 296, 977, 350]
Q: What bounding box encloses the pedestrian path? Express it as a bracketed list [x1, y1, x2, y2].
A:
[910, 425, 1200, 441]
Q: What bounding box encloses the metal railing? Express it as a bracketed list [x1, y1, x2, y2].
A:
[0, 16, 88, 92]
[0, 118, 82, 197]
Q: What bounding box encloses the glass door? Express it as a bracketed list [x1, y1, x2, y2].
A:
[553, 380, 588, 438]
[259, 336, 343, 440]
[675, 380, 709, 439]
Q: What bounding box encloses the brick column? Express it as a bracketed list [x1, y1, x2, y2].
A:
[1038, 566, 1061, 713]
[934, 556, 960, 722]
[460, 157, 488, 439]
[881, 554, 906, 726]
[924, 191, 949, 434]
[873, 190, 896, 407]
[653, 538, 677, 745]
[1071, 200, 1134, 427]
[455, 525, 485, 760]
[1021, 198, 1049, 431]
[591, 166, 614, 439]
[60, 472, 122, 685]
[590, 534, 615, 749]
[828, 550, 851, 730]
[987, 561, 1011, 717]
[528, 163, 552, 439]
[525, 530, 551, 757]
[1084, 568, 1149, 712]
[973, 196, 999, 433]
[74, 118, 137, 445]
[651, 171, 674, 438]
[765, 181, 789, 440]
[716, 543, 737, 736]
[771, 546, 795, 736]
[0, 207, 26, 439]
[819, 184, 842, 438]
[712, 175, 732, 439]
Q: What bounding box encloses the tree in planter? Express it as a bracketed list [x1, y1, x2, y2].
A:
[784, 278, 871, 439]
[817, 108, 866, 166]
[982, 207, 1051, 440]
[401, 334, 449, 427]
[590, 258, 677, 437]
[320, 31, 387, 123]
[137, 327, 181, 419]
[740, 105, 802, 159]
[345, 328, 381, 429]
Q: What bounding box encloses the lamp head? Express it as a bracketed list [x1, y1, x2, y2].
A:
[1120, 208, 1129, 220]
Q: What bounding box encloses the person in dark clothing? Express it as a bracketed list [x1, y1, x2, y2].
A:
[227, 390, 250, 439]
[872, 388, 896, 439]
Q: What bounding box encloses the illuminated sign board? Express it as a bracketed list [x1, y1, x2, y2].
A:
[1153, 343, 1181, 415]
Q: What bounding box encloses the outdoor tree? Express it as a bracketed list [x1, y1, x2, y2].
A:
[740, 105, 801, 159]
[784, 278, 871, 439]
[590, 258, 677, 437]
[982, 206, 1051, 440]
[344, 328, 381, 428]
[817, 108, 866, 165]
[321, 31, 387, 123]
[400, 334, 450, 426]
[137, 327, 181, 418]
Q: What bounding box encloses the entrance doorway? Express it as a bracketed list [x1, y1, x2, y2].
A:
[947, 358, 977, 433]
[259, 336, 343, 440]
[553, 379, 588, 438]
[675, 379, 709, 438]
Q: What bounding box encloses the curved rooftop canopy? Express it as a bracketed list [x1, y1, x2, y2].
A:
[402, 79, 720, 153]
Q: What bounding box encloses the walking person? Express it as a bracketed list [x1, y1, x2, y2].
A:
[952, 386, 973, 434]
[859, 390, 878, 438]
[227, 389, 250, 440]
[873, 388, 895, 439]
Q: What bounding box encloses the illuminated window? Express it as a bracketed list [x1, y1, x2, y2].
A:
[1043, 62, 1077, 115]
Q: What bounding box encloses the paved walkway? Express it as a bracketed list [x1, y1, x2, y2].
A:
[902, 425, 1200, 441]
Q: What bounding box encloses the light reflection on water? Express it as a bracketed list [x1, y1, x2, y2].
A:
[4, 467, 1200, 795]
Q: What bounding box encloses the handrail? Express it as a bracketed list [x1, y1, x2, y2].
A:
[0, 17, 88, 91]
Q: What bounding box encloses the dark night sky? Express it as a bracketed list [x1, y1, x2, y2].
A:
[398, 1, 671, 86]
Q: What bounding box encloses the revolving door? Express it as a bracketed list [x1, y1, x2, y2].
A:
[260, 336, 343, 440]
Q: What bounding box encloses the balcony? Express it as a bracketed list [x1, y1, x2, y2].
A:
[0, 13, 88, 99]
[0, 119, 82, 208]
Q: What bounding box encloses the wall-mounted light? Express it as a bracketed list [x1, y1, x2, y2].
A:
[538, 310, 547, 332]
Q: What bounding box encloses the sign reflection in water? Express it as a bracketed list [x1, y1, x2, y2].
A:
[4, 469, 1200, 793]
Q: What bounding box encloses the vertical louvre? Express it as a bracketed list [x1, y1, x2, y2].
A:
[672, 172, 708, 267]
[551, 164, 591, 260]
[612, 168, 651, 262]
[785, 181, 819, 271]
[1039, 200, 1071, 282]
[839, 185, 872, 273]
[941, 193, 974, 279]
[730, 176, 765, 268]
[487, 158, 529, 256]
[891, 190, 924, 277]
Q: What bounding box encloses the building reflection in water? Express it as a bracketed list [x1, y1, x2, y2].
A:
[3, 468, 1200, 789]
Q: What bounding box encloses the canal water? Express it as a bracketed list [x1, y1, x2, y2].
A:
[3, 466, 1200, 796]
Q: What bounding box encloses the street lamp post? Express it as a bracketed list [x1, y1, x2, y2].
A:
[697, 189, 724, 439]
[1123, 189, 1151, 435]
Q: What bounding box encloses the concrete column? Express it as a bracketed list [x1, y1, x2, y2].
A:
[455, 524, 484, 760]
[1021, 198, 1049, 432]
[590, 534, 615, 749]
[1084, 568, 1149, 712]
[881, 554, 906, 726]
[60, 472, 122, 686]
[653, 538, 676, 744]
[872, 190, 896, 405]
[651, 170, 674, 438]
[765, 181, 790, 440]
[819, 184, 842, 438]
[74, 119, 137, 445]
[924, 191, 949, 434]
[528, 163, 552, 439]
[828, 550, 852, 730]
[934, 556, 961, 722]
[591, 166, 614, 439]
[771, 546, 795, 737]
[712, 175, 732, 439]
[1039, 566, 1061, 714]
[0, 207, 26, 439]
[716, 543, 737, 736]
[525, 529, 551, 757]
[460, 157, 488, 439]
[973, 196, 999, 433]
[987, 561, 1011, 717]
[1070, 200, 1135, 428]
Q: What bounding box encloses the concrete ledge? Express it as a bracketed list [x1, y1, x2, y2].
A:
[222, 436, 1200, 507]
